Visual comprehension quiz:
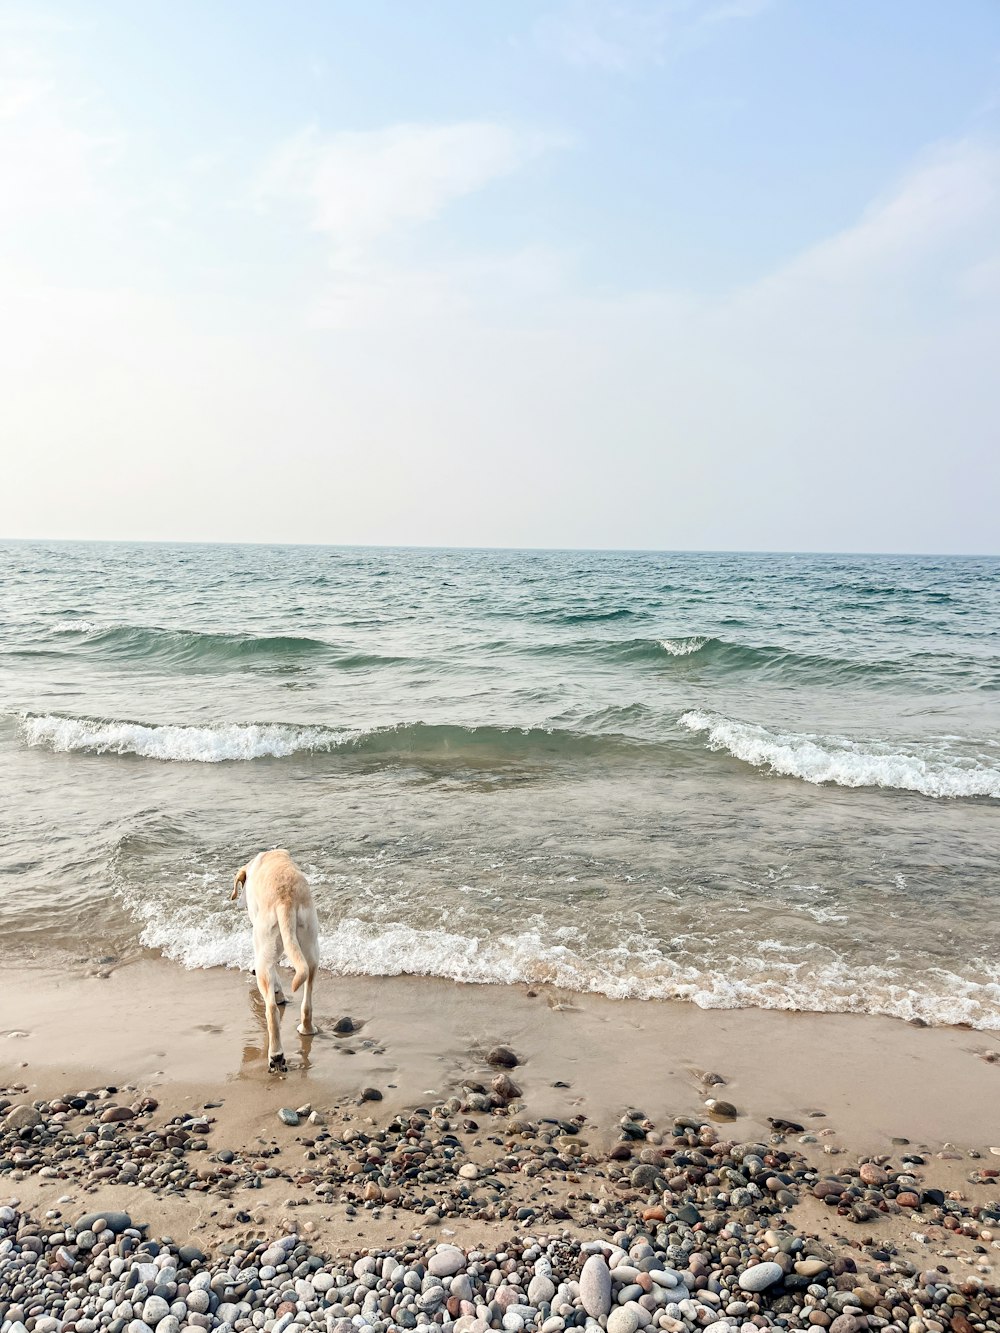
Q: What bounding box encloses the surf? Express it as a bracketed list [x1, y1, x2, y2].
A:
[679, 709, 1000, 799]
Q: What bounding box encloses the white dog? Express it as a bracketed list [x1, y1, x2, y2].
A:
[232, 848, 320, 1071]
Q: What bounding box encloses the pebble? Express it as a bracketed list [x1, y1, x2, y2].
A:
[738, 1262, 784, 1292]
[5, 1105, 43, 1130]
[607, 1308, 640, 1333]
[428, 1245, 467, 1276]
[277, 1107, 300, 1125]
[580, 1254, 612, 1319]
[2, 1084, 1000, 1333]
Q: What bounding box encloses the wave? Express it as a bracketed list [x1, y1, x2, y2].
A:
[138, 912, 1000, 1031]
[658, 636, 708, 656]
[16, 712, 641, 765]
[41, 623, 402, 670]
[529, 607, 649, 625]
[548, 635, 927, 686]
[679, 710, 1000, 799]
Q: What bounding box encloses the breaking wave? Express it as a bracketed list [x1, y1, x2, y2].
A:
[16, 712, 641, 764]
[679, 710, 1000, 799]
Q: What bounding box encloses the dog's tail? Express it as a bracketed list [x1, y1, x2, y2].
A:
[276, 900, 309, 992]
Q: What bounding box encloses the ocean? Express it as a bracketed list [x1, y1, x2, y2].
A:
[1, 541, 998, 1029]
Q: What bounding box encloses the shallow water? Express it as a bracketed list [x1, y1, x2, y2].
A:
[1, 541, 998, 1027]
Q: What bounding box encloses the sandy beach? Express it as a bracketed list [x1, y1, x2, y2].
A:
[3, 956, 998, 1320]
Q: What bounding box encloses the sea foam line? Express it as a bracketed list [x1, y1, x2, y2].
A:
[679, 709, 1000, 799]
[17, 713, 346, 763]
[137, 911, 1000, 1031]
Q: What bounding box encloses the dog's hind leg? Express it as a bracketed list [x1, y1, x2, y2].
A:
[297, 911, 320, 1037]
[255, 927, 286, 1071]
[297, 963, 318, 1036]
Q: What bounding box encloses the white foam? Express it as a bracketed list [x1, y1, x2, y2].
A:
[50, 619, 99, 634]
[659, 636, 707, 656]
[134, 905, 1000, 1031]
[18, 712, 348, 762]
[679, 709, 1000, 799]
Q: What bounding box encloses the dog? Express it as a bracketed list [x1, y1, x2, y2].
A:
[231, 849, 320, 1071]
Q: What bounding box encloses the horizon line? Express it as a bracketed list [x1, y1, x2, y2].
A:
[1, 537, 998, 559]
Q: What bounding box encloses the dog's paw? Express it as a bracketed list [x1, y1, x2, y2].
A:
[268, 1053, 288, 1073]
[297, 1023, 317, 1036]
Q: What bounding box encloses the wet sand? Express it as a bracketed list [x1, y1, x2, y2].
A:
[3, 957, 998, 1151]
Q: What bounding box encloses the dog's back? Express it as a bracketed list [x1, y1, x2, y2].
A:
[254, 848, 312, 908]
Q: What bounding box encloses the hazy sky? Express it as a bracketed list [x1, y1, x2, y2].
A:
[2, 1, 999, 552]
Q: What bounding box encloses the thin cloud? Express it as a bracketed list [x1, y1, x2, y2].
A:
[257, 121, 564, 269]
[537, 0, 771, 73]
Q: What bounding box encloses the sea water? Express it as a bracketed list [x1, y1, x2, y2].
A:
[1, 542, 997, 1028]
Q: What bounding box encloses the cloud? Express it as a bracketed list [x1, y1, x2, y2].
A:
[759, 140, 1000, 292]
[537, 0, 770, 73]
[257, 121, 560, 269]
[0, 67, 108, 225]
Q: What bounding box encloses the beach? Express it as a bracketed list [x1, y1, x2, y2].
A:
[3, 955, 999, 1333]
[2, 542, 999, 1328]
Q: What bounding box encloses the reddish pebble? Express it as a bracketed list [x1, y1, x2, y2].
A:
[99, 1106, 134, 1123]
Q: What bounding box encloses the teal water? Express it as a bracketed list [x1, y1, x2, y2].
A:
[1, 542, 998, 1027]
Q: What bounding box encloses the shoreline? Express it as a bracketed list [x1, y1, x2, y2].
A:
[3, 957, 999, 1149]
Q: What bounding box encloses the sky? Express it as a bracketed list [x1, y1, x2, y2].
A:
[2, 0, 999, 553]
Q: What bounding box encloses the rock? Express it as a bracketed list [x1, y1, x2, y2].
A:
[360, 1087, 383, 1102]
[704, 1098, 738, 1119]
[100, 1105, 135, 1123]
[794, 1259, 830, 1279]
[829, 1318, 859, 1333]
[5, 1104, 42, 1130]
[607, 1309, 640, 1333]
[487, 1045, 519, 1068]
[580, 1254, 612, 1319]
[141, 1298, 170, 1326]
[738, 1262, 784, 1293]
[458, 1163, 479, 1179]
[528, 1275, 556, 1305]
[75, 1211, 133, 1234]
[859, 1162, 888, 1186]
[277, 1107, 300, 1126]
[492, 1073, 522, 1100]
[428, 1246, 466, 1277]
[630, 1164, 660, 1190]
